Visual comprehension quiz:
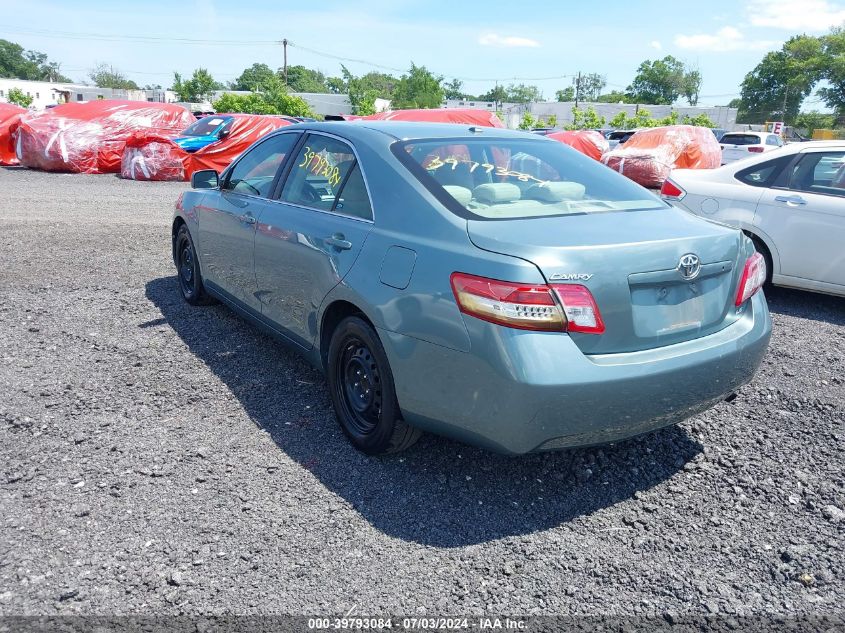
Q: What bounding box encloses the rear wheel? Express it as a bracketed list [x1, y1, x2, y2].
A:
[327, 316, 421, 455]
[175, 225, 214, 305]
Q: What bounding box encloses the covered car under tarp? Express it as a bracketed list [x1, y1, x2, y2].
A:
[121, 114, 292, 181]
[15, 100, 194, 174]
[350, 108, 504, 128]
[600, 125, 721, 188]
[546, 130, 609, 161]
[0, 102, 27, 166]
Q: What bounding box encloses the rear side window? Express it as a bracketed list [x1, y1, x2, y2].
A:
[766, 135, 782, 146]
[392, 137, 664, 220]
[722, 134, 761, 146]
[735, 155, 794, 187]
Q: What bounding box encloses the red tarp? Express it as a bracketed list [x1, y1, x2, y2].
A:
[600, 125, 721, 188]
[15, 100, 195, 174]
[546, 130, 609, 161]
[351, 108, 504, 128]
[0, 102, 27, 166]
[121, 114, 292, 181]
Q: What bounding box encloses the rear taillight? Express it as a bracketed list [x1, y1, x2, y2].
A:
[551, 284, 606, 334]
[735, 252, 766, 306]
[450, 273, 604, 334]
[748, 146, 765, 153]
[660, 178, 686, 200]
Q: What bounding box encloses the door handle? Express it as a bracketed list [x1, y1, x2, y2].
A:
[239, 214, 257, 224]
[325, 234, 353, 250]
[774, 195, 807, 206]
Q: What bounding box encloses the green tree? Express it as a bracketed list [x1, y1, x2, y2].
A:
[566, 106, 606, 129]
[0, 39, 71, 81]
[7, 87, 32, 108]
[325, 76, 346, 94]
[173, 68, 221, 102]
[211, 91, 314, 117]
[285, 65, 329, 93]
[626, 55, 687, 104]
[90, 63, 139, 90]
[392, 63, 444, 109]
[232, 63, 277, 92]
[609, 111, 629, 128]
[517, 111, 537, 130]
[681, 113, 716, 127]
[443, 78, 465, 100]
[573, 73, 606, 102]
[681, 69, 702, 106]
[794, 110, 835, 134]
[479, 85, 507, 103]
[505, 83, 543, 103]
[817, 27, 845, 121]
[556, 87, 575, 101]
[596, 90, 631, 103]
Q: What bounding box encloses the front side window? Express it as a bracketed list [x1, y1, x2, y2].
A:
[223, 133, 299, 198]
[788, 151, 845, 195]
[281, 135, 372, 219]
[393, 137, 664, 220]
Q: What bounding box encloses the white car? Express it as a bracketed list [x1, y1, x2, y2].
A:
[661, 141, 845, 297]
[720, 131, 783, 164]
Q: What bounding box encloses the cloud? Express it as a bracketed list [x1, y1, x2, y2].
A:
[674, 26, 779, 52]
[478, 33, 541, 48]
[747, 0, 845, 31]
[649, 40, 662, 50]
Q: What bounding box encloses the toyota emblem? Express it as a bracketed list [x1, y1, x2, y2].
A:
[678, 253, 701, 280]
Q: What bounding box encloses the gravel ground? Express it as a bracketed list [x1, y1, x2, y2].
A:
[1, 167, 843, 620]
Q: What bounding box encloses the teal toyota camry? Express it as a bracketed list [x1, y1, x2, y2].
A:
[172, 121, 772, 455]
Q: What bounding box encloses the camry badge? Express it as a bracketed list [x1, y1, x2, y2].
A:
[549, 273, 593, 281]
[678, 253, 701, 281]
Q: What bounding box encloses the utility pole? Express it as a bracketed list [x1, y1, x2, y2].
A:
[575, 71, 581, 108]
[781, 84, 789, 123]
[283, 38, 288, 86]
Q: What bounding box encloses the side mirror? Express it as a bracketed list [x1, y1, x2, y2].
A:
[191, 169, 219, 189]
[217, 128, 231, 140]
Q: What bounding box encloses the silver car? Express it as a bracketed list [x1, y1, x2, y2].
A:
[173, 121, 772, 455]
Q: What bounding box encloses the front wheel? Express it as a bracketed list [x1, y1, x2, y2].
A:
[175, 225, 214, 305]
[327, 316, 421, 455]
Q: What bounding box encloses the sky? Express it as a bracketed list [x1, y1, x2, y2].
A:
[1, 0, 843, 108]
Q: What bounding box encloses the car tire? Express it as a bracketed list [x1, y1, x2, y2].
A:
[175, 225, 214, 306]
[327, 316, 421, 455]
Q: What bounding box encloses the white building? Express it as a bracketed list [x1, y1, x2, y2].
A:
[0, 77, 177, 110]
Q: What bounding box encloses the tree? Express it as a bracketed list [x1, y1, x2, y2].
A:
[173, 68, 221, 102]
[211, 91, 314, 117]
[325, 76, 346, 94]
[443, 78, 465, 100]
[90, 63, 139, 90]
[626, 55, 687, 104]
[794, 110, 835, 134]
[232, 63, 277, 92]
[505, 83, 543, 103]
[681, 69, 702, 106]
[392, 63, 444, 109]
[517, 111, 537, 130]
[285, 65, 329, 93]
[0, 39, 71, 82]
[556, 87, 575, 101]
[573, 73, 606, 102]
[817, 27, 845, 122]
[566, 106, 606, 129]
[596, 90, 631, 103]
[479, 85, 507, 103]
[7, 87, 32, 108]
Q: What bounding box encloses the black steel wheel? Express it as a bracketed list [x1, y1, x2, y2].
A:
[175, 225, 213, 305]
[327, 316, 421, 454]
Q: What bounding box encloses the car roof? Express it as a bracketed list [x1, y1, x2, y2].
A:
[278, 120, 539, 141]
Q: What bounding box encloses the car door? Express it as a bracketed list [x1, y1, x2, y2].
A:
[755, 148, 845, 288]
[253, 132, 375, 348]
[197, 132, 301, 311]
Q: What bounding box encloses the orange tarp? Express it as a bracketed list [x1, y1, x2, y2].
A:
[121, 114, 292, 181]
[546, 130, 609, 161]
[353, 108, 504, 128]
[0, 102, 27, 166]
[601, 125, 721, 188]
[16, 100, 195, 173]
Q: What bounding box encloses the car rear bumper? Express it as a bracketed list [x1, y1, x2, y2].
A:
[380, 292, 771, 454]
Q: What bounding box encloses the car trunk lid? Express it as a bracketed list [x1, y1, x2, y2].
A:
[466, 207, 744, 354]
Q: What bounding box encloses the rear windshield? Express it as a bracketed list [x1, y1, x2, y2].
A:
[181, 116, 233, 137]
[721, 134, 761, 146]
[392, 137, 664, 220]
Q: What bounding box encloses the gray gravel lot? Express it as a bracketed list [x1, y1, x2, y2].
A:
[0, 167, 843, 619]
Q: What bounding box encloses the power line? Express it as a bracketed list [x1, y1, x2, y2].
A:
[0, 24, 281, 45]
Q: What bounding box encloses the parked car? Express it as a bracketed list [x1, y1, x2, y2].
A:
[173, 122, 771, 455]
[720, 131, 783, 164]
[606, 129, 639, 149]
[172, 115, 236, 153]
[661, 141, 845, 297]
